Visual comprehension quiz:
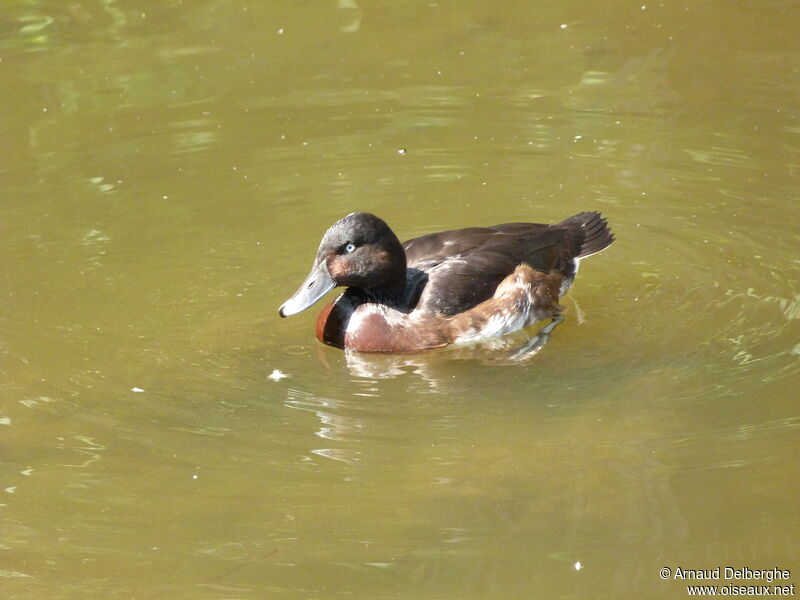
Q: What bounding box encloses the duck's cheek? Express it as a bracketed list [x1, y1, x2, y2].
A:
[326, 256, 351, 283]
[329, 257, 370, 288]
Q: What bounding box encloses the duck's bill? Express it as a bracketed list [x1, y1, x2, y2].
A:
[278, 261, 336, 317]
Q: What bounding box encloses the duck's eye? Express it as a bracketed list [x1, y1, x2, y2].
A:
[343, 242, 356, 254]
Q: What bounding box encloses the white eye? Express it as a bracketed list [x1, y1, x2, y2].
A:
[344, 242, 356, 254]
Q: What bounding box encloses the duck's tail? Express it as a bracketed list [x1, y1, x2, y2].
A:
[560, 211, 615, 259]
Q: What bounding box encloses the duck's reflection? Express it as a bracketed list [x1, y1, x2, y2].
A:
[284, 388, 363, 442]
[284, 388, 365, 464]
[285, 302, 590, 464]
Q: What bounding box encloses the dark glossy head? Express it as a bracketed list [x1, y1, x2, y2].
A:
[278, 212, 406, 317]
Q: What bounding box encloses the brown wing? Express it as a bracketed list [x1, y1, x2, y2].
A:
[401, 213, 613, 317]
[401, 226, 539, 317]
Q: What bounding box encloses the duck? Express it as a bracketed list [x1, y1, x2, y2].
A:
[278, 211, 614, 354]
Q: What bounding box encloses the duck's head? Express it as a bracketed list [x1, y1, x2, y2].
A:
[278, 212, 406, 317]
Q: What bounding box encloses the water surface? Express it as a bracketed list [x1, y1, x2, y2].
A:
[1, 1, 798, 598]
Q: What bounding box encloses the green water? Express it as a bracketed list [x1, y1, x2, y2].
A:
[1, 1, 798, 598]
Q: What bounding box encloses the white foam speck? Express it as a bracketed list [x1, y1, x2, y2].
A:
[268, 369, 289, 382]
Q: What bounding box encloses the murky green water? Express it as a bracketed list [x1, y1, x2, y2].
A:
[2, 1, 798, 598]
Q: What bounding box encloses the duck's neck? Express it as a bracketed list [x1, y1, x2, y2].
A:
[371, 233, 408, 295]
[359, 248, 411, 310]
[364, 268, 408, 307]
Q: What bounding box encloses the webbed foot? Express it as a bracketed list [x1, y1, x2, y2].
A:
[508, 315, 564, 361]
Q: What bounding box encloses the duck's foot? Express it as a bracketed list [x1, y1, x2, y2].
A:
[508, 315, 564, 361]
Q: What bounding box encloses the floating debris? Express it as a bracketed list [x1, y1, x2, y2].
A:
[131, 387, 145, 393]
[268, 369, 289, 382]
